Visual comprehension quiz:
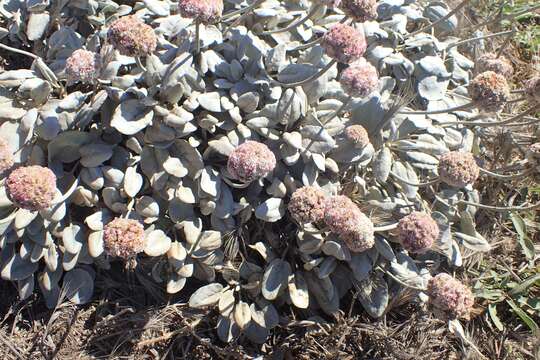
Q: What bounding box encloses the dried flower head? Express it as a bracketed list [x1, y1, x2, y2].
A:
[468, 71, 510, 112]
[340, 58, 379, 98]
[0, 139, 14, 177]
[344, 125, 370, 148]
[397, 212, 439, 253]
[321, 23, 367, 64]
[178, 0, 224, 24]
[524, 76, 540, 104]
[227, 141, 276, 182]
[288, 186, 327, 223]
[324, 195, 374, 252]
[103, 218, 146, 259]
[339, 0, 377, 22]
[427, 273, 474, 319]
[107, 16, 157, 57]
[438, 151, 479, 188]
[526, 142, 540, 164]
[6, 166, 57, 211]
[65, 49, 100, 84]
[475, 53, 513, 78]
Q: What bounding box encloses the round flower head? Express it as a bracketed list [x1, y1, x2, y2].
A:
[178, 0, 223, 24]
[344, 125, 370, 148]
[340, 58, 379, 98]
[524, 76, 540, 104]
[227, 141, 276, 183]
[0, 139, 14, 177]
[438, 151, 479, 188]
[324, 195, 374, 252]
[107, 16, 157, 57]
[397, 212, 439, 253]
[65, 49, 100, 84]
[475, 53, 513, 78]
[288, 186, 327, 224]
[103, 218, 146, 259]
[468, 71, 510, 112]
[427, 273, 474, 319]
[339, 0, 377, 22]
[6, 165, 57, 211]
[321, 23, 367, 64]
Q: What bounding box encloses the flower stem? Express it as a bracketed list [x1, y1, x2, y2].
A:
[195, 20, 201, 55]
[398, 102, 473, 115]
[445, 29, 514, 50]
[0, 42, 38, 59]
[223, 0, 264, 34]
[405, 0, 470, 39]
[373, 223, 398, 232]
[479, 167, 530, 180]
[457, 199, 540, 212]
[438, 105, 540, 127]
[258, 3, 323, 35]
[390, 171, 440, 187]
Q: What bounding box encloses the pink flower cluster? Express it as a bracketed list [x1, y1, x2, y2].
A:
[0, 139, 14, 177]
[288, 186, 327, 224]
[438, 151, 479, 188]
[427, 273, 474, 319]
[227, 141, 276, 183]
[321, 23, 367, 64]
[107, 16, 157, 57]
[103, 218, 146, 259]
[6, 165, 57, 211]
[178, 0, 224, 24]
[323, 195, 374, 252]
[344, 124, 370, 148]
[339, 0, 378, 22]
[65, 49, 100, 84]
[340, 58, 379, 98]
[475, 53, 513, 78]
[397, 212, 439, 253]
[468, 71, 510, 112]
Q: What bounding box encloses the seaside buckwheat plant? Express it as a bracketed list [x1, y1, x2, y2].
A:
[468, 71, 510, 112]
[1, 0, 536, 345]
[475, 52, 513, 78]
[339, 0, 378, 22]
[288, 186, 327, 224]
[344, 125, 370, 148]
[0, 139, 14, 177]
[438, 151, 480, 188]
[427, 273, 474, 319]
[397, 212, 439, 253]
[321, 23, 367, 64]
[340, 58, 379, 98]
[6, 166, 57, 211]
[324, 195, 374, 252]
[103, 218, 146, 259]
[65, 49, 100, 84]
[227, 141, 276, 182]
[178, 0, 224, 24]
[107, 16, 157, 56]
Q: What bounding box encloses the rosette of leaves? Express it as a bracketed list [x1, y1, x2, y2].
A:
[0, 141, 92, 308]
